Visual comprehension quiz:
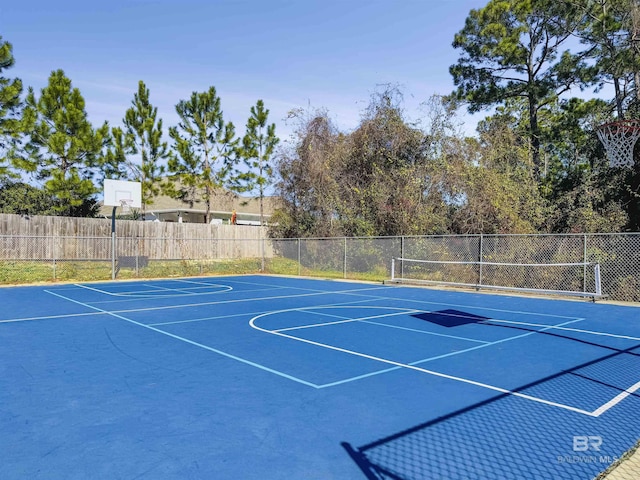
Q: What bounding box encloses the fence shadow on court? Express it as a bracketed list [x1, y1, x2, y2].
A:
[342, 341, 640, 480]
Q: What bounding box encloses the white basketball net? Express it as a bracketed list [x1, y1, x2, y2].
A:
[596, 119, 640, 168]
[119, 199, 133, 213]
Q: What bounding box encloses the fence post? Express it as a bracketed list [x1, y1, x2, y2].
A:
[478, 234, 484, 289]
[343, 237, 347, 279]
[135, 237, 140, 277]
[401, 236, 405, 280]
[594, 263, 602, 296]
[111, 207, 117, 280]
[52, 236, 57, 281]
[297, 238, 301, 276]
[583, 234, 588, 293]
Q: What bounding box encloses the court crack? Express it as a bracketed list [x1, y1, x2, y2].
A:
[103, 327, 180, 373]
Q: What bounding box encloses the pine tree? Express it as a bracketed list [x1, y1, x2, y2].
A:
[450, 0, 592, 179]
[167, 86, 238, 223]
[0, 36, 23, 179]
[22, 69, 108, 216]
[240, 100, 279, 225]
[122, 80, 168, 217]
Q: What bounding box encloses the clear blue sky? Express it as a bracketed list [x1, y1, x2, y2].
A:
[2, 0, 488, 142]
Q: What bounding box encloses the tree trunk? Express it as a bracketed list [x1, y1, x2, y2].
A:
[614, 77, 624, 119]
[204, 183, 211, 224]
[529, 98, 541, 180]
[259, 189, 264, 226]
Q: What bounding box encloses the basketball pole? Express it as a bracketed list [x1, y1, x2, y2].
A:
[111, 206, 117, 280]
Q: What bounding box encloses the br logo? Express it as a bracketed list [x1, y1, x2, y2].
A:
[573, 435, 603, 452]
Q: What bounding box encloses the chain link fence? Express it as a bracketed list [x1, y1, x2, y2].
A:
[391, 234, 640, 301]
[1, 233, 639, 302]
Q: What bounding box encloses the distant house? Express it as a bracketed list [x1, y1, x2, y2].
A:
[102, 186, 277, 225]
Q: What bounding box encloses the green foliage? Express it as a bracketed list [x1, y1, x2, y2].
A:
[21, 69, 108, 216]
[450, 0, 592, 177]
[0, 35, 23, 179]
[167, 86, 239, 222]
[121, 80, 168, 212]
[0, 180, 59, 215]
[270, 108, 344, 238]
[547, 170, 628, 232]
[102, 126, 131, 180]
[574, 0, 640, 117]
[239, 99, 279, 225]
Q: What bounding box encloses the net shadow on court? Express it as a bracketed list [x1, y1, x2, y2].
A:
[411, 310, 491, 328]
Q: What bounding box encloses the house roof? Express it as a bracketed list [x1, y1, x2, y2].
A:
[99, 180, 279, 219]
[148, 188, 277, 215]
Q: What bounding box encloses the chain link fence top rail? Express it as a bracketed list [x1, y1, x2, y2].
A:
[0, 233, 639, 302]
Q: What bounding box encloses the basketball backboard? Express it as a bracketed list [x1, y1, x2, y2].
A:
[104, 179, 142, 208]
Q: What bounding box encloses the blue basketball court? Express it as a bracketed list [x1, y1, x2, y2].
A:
[1, 275, 639, 479]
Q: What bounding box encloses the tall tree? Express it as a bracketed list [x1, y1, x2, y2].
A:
[271, 108, 343, 238]
[0, 36, 23, 179]
[167, 86, 238, 223]
[122, 81, 169, 217]
[449, 113, 547, 233]
[573, 0, 640, 229]
[573, 0, 640, 118]
[0, 179, 61, 216]
[450, 0, 592, 178]
[271, 90, 452, 238]
[239, 99, 279, 225]
[102, 125, 132, 180]
[22, 69, 108, 216]
[340, 88, 444, 236]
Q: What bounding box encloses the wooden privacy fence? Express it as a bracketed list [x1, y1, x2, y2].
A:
[0, 213, 266, 240]
[0, 214, 268, 260]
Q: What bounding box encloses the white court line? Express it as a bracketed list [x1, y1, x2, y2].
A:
[44, 289, 321, 389]
[148, 297, 384, 327]
[66, 279, 378, 311]
[249, 312, 596, 416]
[173, 279, 231, 287]
[150, 311, 268, 326]
[73, 282, 233, 298]
[0, 311, 107, 324]
[36, 282, 640, 417]
[276, 307, 490, 344]
[320, 318, 591, 388]
[275, 309, 425, 333]
[76, 276, 309, 303]
[592, 379, 640, 416]
[362, 320, 491, 344]
[68, 285, 401, 316]
[137, 283, 207, 295]
[257, 306, 586, 388]
[481, 319, 640, 342]
[224, 277, 583, 320]
[81, 280, 583, 326]
[254, 306, 640, 417]
[0, 289, 381, 327]
[69, 276, 581, 324]
[86, 285, 283, 305]
[144, 284, 176, 292]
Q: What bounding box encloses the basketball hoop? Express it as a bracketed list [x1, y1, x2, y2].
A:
[119, 199, 133, 214]
[596, 119, 640, 168]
